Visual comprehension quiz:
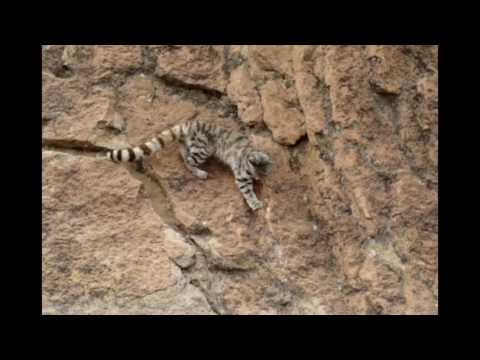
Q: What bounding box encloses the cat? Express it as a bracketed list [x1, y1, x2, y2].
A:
[103, 119, 272, 210]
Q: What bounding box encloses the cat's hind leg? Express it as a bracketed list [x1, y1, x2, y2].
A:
[180, 146, 209, 180]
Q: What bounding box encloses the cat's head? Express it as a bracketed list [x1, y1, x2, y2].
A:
[248, 151, 272, 178]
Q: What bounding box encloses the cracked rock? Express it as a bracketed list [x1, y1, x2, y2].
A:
[42, 151, 213, 314]
[42, 45, 437, 315]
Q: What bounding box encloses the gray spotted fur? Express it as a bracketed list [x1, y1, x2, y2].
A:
[105, 119, 272, 210]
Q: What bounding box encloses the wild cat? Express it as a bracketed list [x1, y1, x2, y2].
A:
[103, 119, 272, 210]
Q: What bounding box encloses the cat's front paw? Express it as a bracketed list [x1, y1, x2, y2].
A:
[193, 169, 208, 180]
[248, 199, 264, 211]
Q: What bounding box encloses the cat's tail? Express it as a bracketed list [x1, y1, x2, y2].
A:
[105, 123, 186, 163]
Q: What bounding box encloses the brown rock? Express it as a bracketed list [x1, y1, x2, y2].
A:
[226, 64, 263, 125]
[42, 45, 437, 314]
[61, 45, 95, 73]
[42, 45, 68, 77]
[42, 151, 213, 314]
[260, 80, 306, 145]
[92, 45, 143, 77]
[292, 45, 327, 140]
[62, 45, 143, 82]
[366, 45, 414, 95]
[115, 74, 198, 145]
[391, 172, 436, 224]
[416, 72, 438, 131]
[155, 45, 227, 93]
[162, 228, 196, 269]
[42, 71, 114, 140]
[321, 45, 376, 128]
[249, 45, 294, 79]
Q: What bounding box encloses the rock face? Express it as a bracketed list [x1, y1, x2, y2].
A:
[42, 45, 438, 315]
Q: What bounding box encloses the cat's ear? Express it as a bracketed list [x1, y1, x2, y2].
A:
[248, 151, 272, 167]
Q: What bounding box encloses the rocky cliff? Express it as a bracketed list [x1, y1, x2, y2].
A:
[42, 45, 438, 315]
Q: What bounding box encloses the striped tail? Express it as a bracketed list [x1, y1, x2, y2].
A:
[106, 123, 185, 163]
